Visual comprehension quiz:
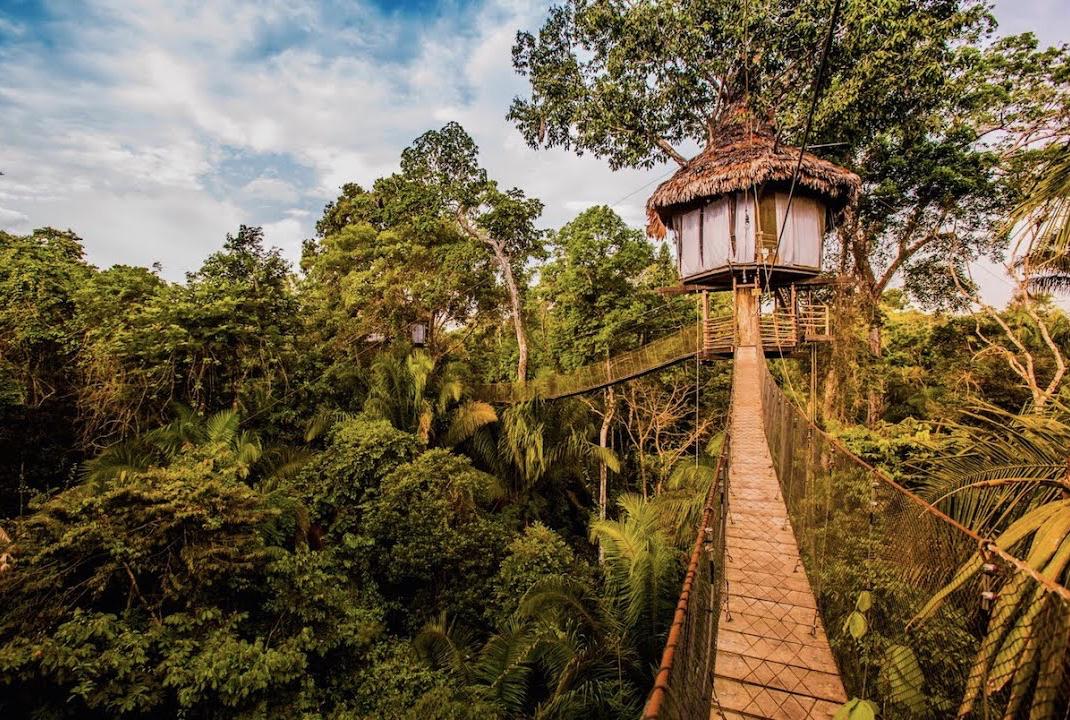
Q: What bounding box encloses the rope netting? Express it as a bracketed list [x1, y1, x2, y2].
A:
[475, 325, 702, 402]
[641, 423, 730, 720]
[759, 360, 1070, 719]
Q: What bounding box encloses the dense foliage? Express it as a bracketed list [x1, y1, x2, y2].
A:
[2, 1, 1068, 717]
[0, 189, 723, 717]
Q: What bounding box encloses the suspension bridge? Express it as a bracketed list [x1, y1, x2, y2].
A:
[476, 321, 1070, 719]
[474, 303, 828, 403]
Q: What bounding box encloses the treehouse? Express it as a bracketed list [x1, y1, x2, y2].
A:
[364, 321, 429, 348]
[646, 106, 859, 291]
[647, 105, 860, 355]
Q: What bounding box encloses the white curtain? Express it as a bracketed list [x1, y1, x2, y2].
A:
[679, 207, 703, 277]
[702, 198, 732, 269]
[777, 194, 823, 268]
[773, 193, 795, 265]
[733, 193, 755, 264]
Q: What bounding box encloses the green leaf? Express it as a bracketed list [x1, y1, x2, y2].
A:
[883, 644, 926, 713]
[834, 698, 876, 720]
[851, 700, 877, 720]
[855, 591, 873, 612]
[845, 611, 868, 639]
[833, 699, 859, 720]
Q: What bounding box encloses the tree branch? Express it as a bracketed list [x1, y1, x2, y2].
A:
[655, 139, 689, 167]
[874, 207, 946, 294]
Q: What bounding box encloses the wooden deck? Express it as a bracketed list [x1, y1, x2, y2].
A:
[712, 346, 846, 719]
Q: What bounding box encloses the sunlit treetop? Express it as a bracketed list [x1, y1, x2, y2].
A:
[509, 0, 994, 169]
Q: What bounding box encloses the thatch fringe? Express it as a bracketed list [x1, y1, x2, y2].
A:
[646, 106, 860, 238]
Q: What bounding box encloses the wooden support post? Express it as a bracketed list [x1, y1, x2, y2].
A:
[734, 284, 759, 347]
[791, 284, 798, 344]
[701, 291, 709, 353]
[810, 341, 818, 424]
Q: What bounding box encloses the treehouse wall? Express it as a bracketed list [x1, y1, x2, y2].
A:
[672, 192, 825, 281]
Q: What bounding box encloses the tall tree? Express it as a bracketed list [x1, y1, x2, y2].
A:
[537, 205, 686, 370]
[74, 226, 299, 445]
[536, 205, 689, 529]
[397, 123, 545, 383]
[302, 188, 499, 409]
[511, 0, 1068, 422]
[0, 228, 90, 408]
[0, 228, 91, 514]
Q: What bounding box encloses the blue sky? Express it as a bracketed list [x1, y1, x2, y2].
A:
[0, 0, 1066, 306]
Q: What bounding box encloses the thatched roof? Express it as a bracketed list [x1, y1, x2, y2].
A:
[646, 106, 860, 238]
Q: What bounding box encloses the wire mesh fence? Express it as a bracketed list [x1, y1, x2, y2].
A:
[759, 360, 1070, 719]
[475, 325, 703, 402]
[642, 423, 731, 720]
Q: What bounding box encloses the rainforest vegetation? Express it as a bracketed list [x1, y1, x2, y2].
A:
[1, 0, 1068, 718]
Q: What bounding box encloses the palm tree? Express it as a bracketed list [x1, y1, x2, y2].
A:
[589, 494, 681, 665]
[83, 405, 310, 486]
[415, 615, 537, 715]
[363, 346, 498, 446]
[519, 575, 642, 718]
[416, 580, 640, 719]
[413, 494, 685, 719]
[1009, 142, 1070, 295]
[462, 397, 619, 519]
[910, 404, 1070, 718]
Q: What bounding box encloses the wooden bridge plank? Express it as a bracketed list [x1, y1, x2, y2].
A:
[712, 346, 846, 719]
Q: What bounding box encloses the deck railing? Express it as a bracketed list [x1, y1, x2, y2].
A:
[703, 314, 736, 354]
[759, 310, 798, 350]
[798, 304, 830, 340]
[475, 302, 833, 403]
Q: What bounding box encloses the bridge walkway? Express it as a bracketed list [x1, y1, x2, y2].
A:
[712, 346, 846, 719]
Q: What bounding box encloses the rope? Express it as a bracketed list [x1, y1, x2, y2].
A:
[765, 0, 844, 291]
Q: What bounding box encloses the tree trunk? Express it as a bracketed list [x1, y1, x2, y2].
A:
[597, 385, 615, 564]
[490, 242, 529, 383]
[865, 322, 884, 426]
[734, 285, 760, 346]
[822, 365, 840, 423]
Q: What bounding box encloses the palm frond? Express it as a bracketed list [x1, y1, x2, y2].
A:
[587, 443, 620, 474]
[205, 408, 240, 444]
[255, 445, 315, 490]
[590, 494, 679, 639]
[472, 620, 537, 714]
[81, 440, 157, 485]
[303, 407, 354, 443]
[518, 575, 607, 638]
[914, 403, 1070, 535]
[414, 614, 479, 683]
[446, 401, 498, 447]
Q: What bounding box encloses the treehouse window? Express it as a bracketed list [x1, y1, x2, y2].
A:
[670, 191, 823, 278]
[410, 322, 428, 347]
[757, 192, 779, 261]
[733, 192, 754, 264]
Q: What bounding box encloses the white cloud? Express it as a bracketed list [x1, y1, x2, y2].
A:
[261, 215, 308, 261]
[0, 206, 30, 231]
[0, 0, 1063, 310]
[19, 186, 244, 276]
[0, 15, 25, 37]
[242, 177, 300, 203]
